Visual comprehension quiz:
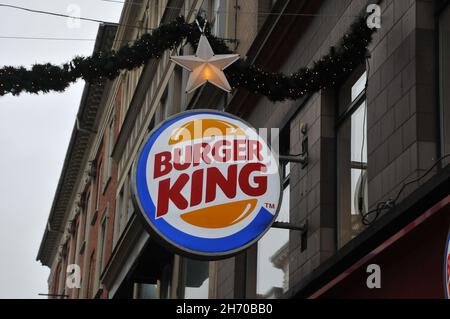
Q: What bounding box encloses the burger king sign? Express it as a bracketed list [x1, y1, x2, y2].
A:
[132, 110, 282, 259]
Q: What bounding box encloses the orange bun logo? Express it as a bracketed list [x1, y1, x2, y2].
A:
[132, 110, 281, 259]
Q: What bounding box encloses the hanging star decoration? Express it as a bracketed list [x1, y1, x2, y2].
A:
[170, 20, 240, 93]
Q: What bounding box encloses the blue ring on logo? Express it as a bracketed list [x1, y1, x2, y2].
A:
[135, 112, 274, 253]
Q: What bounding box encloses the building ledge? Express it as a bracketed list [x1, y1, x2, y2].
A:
[101, 214, 149, 297]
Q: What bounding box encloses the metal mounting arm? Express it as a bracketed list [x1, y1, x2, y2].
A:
[279, 153, 307, 165]
[278, 123, 308, 168]
[271, 220, 308, 233]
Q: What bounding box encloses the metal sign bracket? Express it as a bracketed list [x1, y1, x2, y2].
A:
[278, 123, 308, 168]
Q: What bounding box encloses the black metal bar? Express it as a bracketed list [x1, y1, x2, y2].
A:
[279, 154, 307, 164]
[271, 221, 307, 232]
[336, 90, 366, 128]
[350, 161, 368, 170]
[279, 123, 308, 166]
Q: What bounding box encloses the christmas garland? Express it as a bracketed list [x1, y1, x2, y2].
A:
[0, 16, 375, 101]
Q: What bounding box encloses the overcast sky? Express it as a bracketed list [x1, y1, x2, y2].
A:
[0, 0, 123, 299]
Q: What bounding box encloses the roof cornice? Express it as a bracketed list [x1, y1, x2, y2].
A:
[36, 24, 118, 267]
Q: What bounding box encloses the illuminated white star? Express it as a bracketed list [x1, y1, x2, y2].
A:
[170, 35, 240, 93]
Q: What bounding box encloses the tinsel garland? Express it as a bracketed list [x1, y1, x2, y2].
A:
[0, 16, 375, 101]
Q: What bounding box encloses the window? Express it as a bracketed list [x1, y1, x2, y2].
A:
[122, 71, 138, 120]
[159, 264, 172, 299]
[256, 163, 290, 298]
[207, 0, 226, 37]
[138, 6, 149, 38]
[84, 191, 92, 243]
[256, 128, 290, 298]
[87, 251, 96, 298]
[96, 159, 102, 212]
[103, 116, 114, 189]
[53, 263, 62, 297]
[182, 259, 209, 299]
[170, 65, 182, 115]
[439, 3, 450, 162]
[337, 71, 368, 248]
[161, 88, 169, 120]
[70, 216, 79, 264]
[113, 186, 124, 247]
[155, 0, 161, 27]
[77, 192, 89, 253]
[72, 216, 81, 299]
[113, 175, 133, 247]
[119, 78, 127, 127]
[133, 264, 173, 299]
[97, 206, 108, 279]
[126, 173, 135, 220]
[133, 283, 159, 299]
[60, 249, 68, 298]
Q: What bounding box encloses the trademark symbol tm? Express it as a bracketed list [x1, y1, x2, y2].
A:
[265, 202, 275, 209]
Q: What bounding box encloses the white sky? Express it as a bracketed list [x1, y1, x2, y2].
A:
[0, 0, 123, 299]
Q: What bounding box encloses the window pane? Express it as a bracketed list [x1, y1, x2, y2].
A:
[277, 184, 290, 223]
[351, 72, 367, 102]
[113, 188, 124, 246]
[99, 218, 106, 270]
[440, 6, 450, 160]
[127, 196, 134, 218]
[338, 89, 368, 248]
[139, 283, 158, 299]
[84, 193, 91, 242]
[96, 160, 102, 211]
[184, 259, 209, 299]
[284, 162, 291, 179]
[256, 185, 289, 298]
[351, 168, 368, 216]
[351, 102, 367, 163]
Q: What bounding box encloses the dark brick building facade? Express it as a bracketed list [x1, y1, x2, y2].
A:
[37, 0, 450, 299]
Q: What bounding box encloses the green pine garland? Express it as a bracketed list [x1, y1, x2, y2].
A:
[0, 15, 375, 101]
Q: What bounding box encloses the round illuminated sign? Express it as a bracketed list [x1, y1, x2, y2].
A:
[132, 110, 282, 259]
[445, 229, 450, 299]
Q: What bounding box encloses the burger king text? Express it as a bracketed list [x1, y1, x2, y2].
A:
[153, 139, 268, 218]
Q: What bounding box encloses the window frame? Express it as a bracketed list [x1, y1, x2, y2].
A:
[95, 158, 102, 213]
[53, 262, 62, 297]
[102, 116, 114, 193]
[87, 250, 97, 299]
[113, 185, 124, 248]
[97, 204, 109, 281]
[336, 70, 368, 248]
[254, 125, 291, 298]
[438, 0, 450, 162]
[180, 257, 210, 299]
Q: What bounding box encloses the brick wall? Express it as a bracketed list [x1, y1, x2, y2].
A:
[215, 0, 440, 298]
[242, 0, 368, 296]
[367, 0, 438, 209]
[80, 88, 121, 299]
